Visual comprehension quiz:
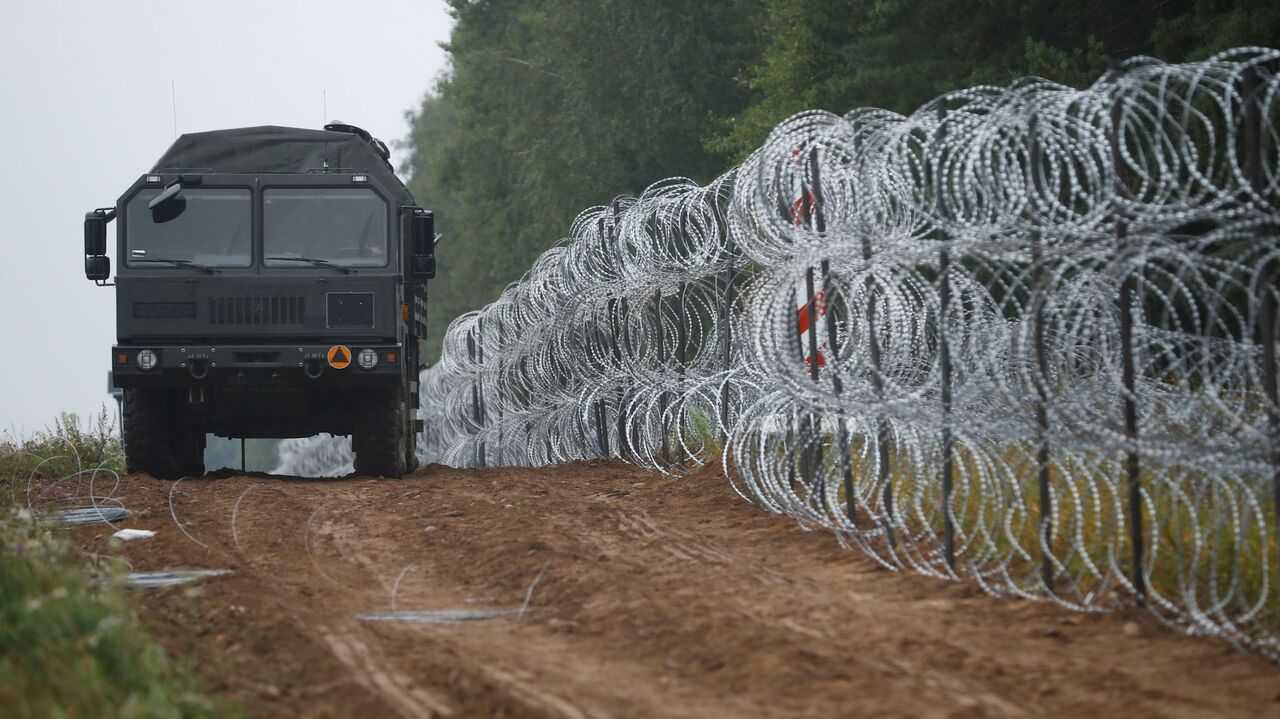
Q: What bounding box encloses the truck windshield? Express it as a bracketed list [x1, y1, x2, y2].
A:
[126, 188, 251, 268]
[263, 188, 388, 268]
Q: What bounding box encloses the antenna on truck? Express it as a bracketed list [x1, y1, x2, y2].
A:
[322, 90, 329, 170]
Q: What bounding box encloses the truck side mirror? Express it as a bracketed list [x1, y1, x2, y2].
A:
[411, 209, 435, 254]
[85, 255, 111, 281]
[411, 255, 436, 278]
[84, 209, 114, 256]
[410, 209, 436, 279]
[84, 208, 115, 284]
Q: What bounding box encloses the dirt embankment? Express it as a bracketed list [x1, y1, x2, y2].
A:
[76, 461, 1280, 718]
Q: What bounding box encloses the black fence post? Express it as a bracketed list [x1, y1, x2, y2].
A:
[677, 283, 688, 464]
[810, 146, 852, 523]
[822, 254, 853, 525]
[720, 234, 736, 446]
[656, 286, 670, 467]
[466, 326, 474, 462]
[934, 102, 956, 573]
[676, 213, 689, 468]
[1110, 66, 1145, 604]
[804, 264, 821, 371]
[861, 201, 894, 547]
[787, 264, 804, 493]
[496, 319, 504, 466]
[470, 319, 487, 468]
[609, 202, 630, 463]
[595, 217, 612, 459]
[1028, 113, 1055, 590]
[615, 296, 630, 462]
[799, 152, 824, 492]
[773, 193, 800, 491]
[804, 264, 822, 491]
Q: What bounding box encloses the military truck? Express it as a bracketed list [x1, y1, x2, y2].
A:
[83, 124, 436, 479]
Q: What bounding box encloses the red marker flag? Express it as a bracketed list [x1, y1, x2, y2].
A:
[796, 289, 827, 367]
[795, 290, 826, 334]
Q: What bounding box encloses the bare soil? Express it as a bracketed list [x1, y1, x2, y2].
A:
[73, 461, 1280, 718]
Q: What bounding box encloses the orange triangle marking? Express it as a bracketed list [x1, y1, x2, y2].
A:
[328, 345, 351, 369]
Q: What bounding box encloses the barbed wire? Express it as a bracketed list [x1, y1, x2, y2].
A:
[287, 48, 1280, 656]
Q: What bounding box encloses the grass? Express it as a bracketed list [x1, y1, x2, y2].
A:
[0, 415, 235, 718]
[684, 406, 725, 465]
[0, 507, 232, 718]
[0, 410, 124, 480]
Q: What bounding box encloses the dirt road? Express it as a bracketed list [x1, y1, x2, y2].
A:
[75, 461, 1279, 718]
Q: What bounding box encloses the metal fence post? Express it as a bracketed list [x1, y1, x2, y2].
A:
[1029, 113, 1055, 589]
[720, 233, 736, 445]
[470, 319, 487, 468]
[615, 296, 630, 462]
[804, 265, 822, 491]
[676, 299, 688, 467]
[676, 213, 689, 467]
[609, 202, 631, 462]
[595, 217, 612, 459]
[656, 286, 670, 467]
[779, 191, 803, 491]
[861, 202, 894, 547]
[934, 102, 956, 572]
[787, 268, 803, 493]
[496, 319, 504, 466]
[809, 145, 852, 523]
[1110, 66, 1145, 603]
[804, 266, 820, 370]
[798, 152, 824, 491]
[821, 254, 854, 525]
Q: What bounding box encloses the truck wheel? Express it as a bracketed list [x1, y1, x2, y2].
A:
[353, 390, 408, 478]
[123, 388, 203, 479]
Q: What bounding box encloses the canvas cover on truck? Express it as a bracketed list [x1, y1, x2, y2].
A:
[150, 125, 415, 205]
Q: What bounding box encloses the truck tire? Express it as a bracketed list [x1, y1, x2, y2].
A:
[123, 388, 204, 479]
[353, 389, 408, 478]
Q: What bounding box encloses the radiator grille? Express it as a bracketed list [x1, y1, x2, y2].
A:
[208, 296, 305, 325]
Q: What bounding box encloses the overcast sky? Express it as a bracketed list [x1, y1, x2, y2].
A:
[0, 0, 452, 435]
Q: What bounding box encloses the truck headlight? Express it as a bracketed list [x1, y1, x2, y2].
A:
[357, 348, 378, 370]
[136, 349, 158, 371]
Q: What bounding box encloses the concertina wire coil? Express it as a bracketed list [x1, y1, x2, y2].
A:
[283, 48, 1280, 658]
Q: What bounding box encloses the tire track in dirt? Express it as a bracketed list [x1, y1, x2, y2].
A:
[318, 625, 455, 718]
[73, 461, 1280, 718]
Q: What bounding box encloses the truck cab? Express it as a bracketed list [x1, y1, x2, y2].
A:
[83, 125, 436, 479]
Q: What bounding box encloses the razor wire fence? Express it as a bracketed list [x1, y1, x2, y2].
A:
[303, 48, 1280, 655]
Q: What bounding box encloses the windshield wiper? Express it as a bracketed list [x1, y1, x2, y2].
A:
[132, 257, 221, 274]
[265, 256, 355, 274]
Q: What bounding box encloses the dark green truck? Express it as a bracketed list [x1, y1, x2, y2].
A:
[84, 124, 436, 479]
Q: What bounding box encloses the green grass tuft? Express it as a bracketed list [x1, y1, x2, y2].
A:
[0, 409, 124, 480]
[0, 415, 232, 718]
[0, 505, 233, 718]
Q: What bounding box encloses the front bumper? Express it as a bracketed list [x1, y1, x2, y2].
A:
[112, 343, 403, 388]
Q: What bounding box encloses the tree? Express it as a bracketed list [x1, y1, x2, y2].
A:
[403, 0, 763, 362]
[710, 0, 1280, 160]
